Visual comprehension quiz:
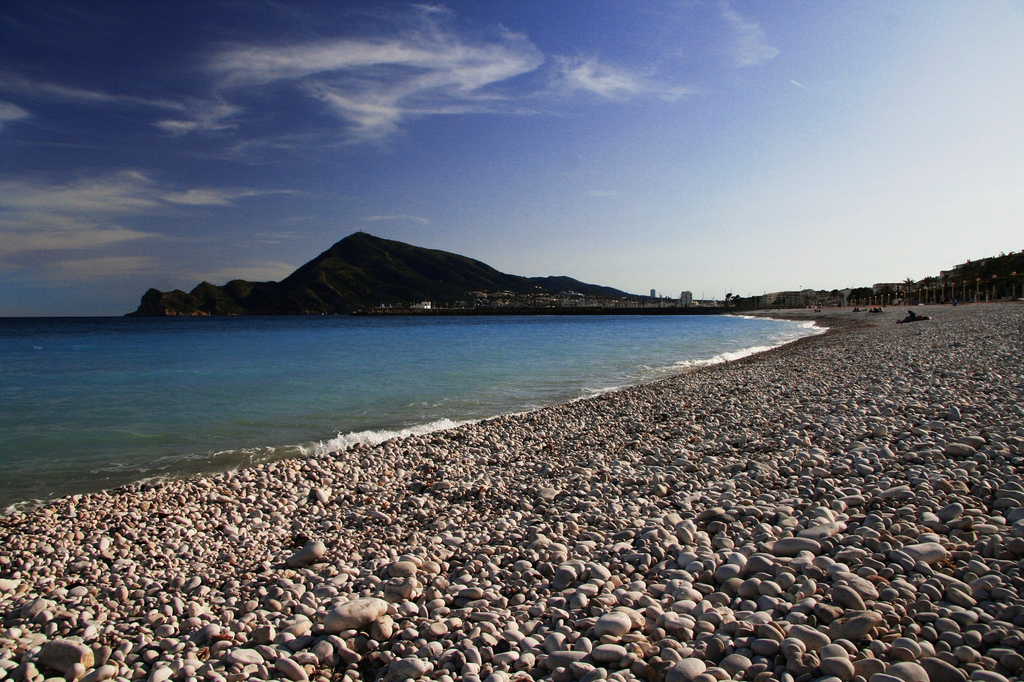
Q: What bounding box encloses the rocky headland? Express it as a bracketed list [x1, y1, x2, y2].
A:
[128, 233, 629, 316]
[3, 303, 1023, 682]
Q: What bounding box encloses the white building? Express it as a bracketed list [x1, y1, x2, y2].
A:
[679, 291, 693, 307]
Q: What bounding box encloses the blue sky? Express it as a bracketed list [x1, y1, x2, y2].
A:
[1, 1, 1022, 315]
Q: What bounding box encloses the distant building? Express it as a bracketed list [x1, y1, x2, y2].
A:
[679, 291, 693, 307]
[759, 290, 816, 308]
[651, 289, 657, 299]
[411, 301, 432, 310]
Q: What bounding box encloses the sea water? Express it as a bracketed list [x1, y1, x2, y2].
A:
[0, 314, 820, 510]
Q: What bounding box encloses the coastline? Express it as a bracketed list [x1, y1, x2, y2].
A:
[0, 314, 816, 513]
[2, 303, 1022, 682]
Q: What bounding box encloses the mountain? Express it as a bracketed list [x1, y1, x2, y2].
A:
[129, 232, 631, 316]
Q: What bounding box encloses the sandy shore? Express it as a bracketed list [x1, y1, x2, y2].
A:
[2, 303, 1023, 682]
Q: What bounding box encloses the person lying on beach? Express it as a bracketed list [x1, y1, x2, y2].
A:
[898, 309, 931, 323]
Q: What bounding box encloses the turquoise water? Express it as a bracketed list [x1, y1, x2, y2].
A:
[0, 314, 819, 510]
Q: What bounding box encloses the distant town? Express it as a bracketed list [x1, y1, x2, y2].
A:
[395, 250, 1024, 313]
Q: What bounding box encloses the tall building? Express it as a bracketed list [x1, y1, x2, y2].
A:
[679, 291, 693, 307]
[651, 289, 657, 299]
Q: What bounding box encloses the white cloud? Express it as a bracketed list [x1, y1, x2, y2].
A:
[551, 57, 691, 101]
[195, 261, 296, 283]
[46, 256, 157, 281]
[0, 172, 287, 256]
[208, 7, 544, 141]
[154, 100, 240, 134]
[720, 2, 779, 67]
[0, 171, 161, 215]
[0, 101, 30, 130]
[0, 221, 152, 256]
[553, 57, 643, 99]
[363, 214, 431, 225]
[0, 73, 187, 111]
[0, 73, 239, 135]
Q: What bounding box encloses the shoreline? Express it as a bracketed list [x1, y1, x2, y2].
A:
[0, 314, 818, 514]
[2, 303, 1023, 682]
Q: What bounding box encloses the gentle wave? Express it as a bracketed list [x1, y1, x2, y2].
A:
[1, 314, 822, 510]
[300, 418, 474, 457]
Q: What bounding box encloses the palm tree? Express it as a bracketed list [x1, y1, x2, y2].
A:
[920, 276, 938, 304]
[902, 277, 916, 304]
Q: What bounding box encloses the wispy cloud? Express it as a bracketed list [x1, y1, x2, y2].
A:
[45, 256, 157, 281]
[194, 261, 296, 283]
[154, 100, 240, 134]
[3, 8, 695, 148]
[0, 101, 30, 130]
[0, 172, 159, 256]
[0, 221, 151, 257]
[552, 57, 690, 101]
[0, 73, 238, 135]
[207, 8, 544, 142]
[161, 187, 297, 206]
[363, 214, 431, 225]
[0, 72, 183, 110]
[0, 171, 287, 256]
[0, 171, 163, 215]
[720, 2, 779, 67]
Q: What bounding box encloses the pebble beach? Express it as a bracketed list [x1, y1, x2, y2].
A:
[2, 303, 1023, 682]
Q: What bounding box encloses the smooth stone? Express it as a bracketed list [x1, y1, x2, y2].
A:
[149, 665, 174, 682]
[832, 572, 880, 600]
[591, 644, 627, 663]
[37, 639, 95, 674]
[834, 612, 883, 640]
[831, 585, 866, 610]
[666, 659, 707, 682]
[386, 657, 432, 681]
[789, 624, 830, 651]
[971, 672, 1010, 682]
[546, 651, 590, 669]
[897, 542, 948, 565]
[885, 662, 929, 682]
[389, 560, 418, 578]
[553, 565, 578, 590]
[594, 612, 633, 638]
[286, 540, 326, 568]
[324, 598, 389, 633]
[937, 503, 965, 523]
[21, 598, 56, 619]
[719, 654, 752, 677]
[944, 443, 975, 458]
[772, 538, 822, 557]
[79, 664, 117, 682]
[919, 657, 969, 682]
[275, 657, 310, 682]
[227, 648, 265, 666]
[878, 485, 913, 500]
[797, 522, 845, 540]
[750, 639, 779, 657]
[819, 657, 855, 681]
[855, 659, 888, 678]
[820, 644, 850, 660]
